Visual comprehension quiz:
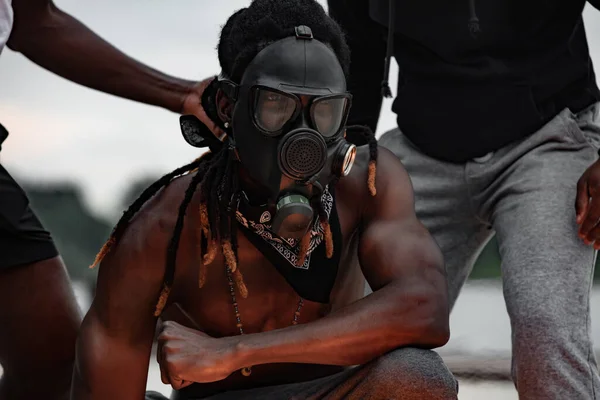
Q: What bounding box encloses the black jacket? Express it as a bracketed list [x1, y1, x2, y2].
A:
[329, 0, 600, 162]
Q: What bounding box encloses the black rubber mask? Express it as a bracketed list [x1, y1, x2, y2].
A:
[221, 26, 356, 240]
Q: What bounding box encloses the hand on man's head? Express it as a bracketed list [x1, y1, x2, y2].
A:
[181, 76, 225, 139]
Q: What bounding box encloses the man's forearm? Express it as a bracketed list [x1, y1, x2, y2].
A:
[8, 4, 194, 113]
[228, 281, 449, 369]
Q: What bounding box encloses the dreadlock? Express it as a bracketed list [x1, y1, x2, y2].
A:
[90, 0, 380, 317]
[90, 143, 242, 315]
[89, 156, 208, 270]
[346, 125, 378, 196]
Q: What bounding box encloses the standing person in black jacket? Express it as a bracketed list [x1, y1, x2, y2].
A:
[328, 0, 600, 398]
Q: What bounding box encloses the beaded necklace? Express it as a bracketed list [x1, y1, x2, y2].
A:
[225, 267, 304, 376]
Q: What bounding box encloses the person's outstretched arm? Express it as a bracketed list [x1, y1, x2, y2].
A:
[7, 0, 201, 115]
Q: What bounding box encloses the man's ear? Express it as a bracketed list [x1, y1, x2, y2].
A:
[216, 89, 233, 124]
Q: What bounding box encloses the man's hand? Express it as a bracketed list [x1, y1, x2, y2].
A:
[157, 321, 238, 389]
[181, 77, 225, 139]
[576, 159, 600, 248]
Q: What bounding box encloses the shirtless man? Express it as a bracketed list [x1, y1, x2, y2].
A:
[0, 1, 215, 399]
[72, 1, 457, 399]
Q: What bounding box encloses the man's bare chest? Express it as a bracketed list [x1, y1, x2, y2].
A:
[165, 224, 362, 338]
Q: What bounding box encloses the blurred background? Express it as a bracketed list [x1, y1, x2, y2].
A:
[1, 1, 599, 398]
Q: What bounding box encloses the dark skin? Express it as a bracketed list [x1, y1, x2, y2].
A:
[2, 1, 223, 399]
[0, 257, 80, 400]
[72, 139, 450, 399]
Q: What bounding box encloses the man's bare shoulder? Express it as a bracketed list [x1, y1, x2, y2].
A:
[101, 172, 200, 274]
[88, 172, 202, 338]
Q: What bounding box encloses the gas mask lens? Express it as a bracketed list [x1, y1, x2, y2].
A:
[253, 88, 297, 134]
[310, 96, 349, 138]
[252, 86, 350, 138]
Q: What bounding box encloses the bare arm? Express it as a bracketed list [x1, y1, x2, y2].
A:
[71, 217, 165, 400]
[224, 148, 449, 368]
[7, 0, 194, 113]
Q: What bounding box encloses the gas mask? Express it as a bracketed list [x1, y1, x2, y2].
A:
[183, 25, 356, 240]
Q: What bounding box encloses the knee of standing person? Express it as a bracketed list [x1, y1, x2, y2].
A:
[366, 347, 458, 398]
[506, 287, 588, 345]
[509, 302, 582, 345]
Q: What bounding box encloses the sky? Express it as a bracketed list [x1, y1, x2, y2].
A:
[0, 1, 599, 219]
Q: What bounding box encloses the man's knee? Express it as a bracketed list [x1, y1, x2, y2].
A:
[366, 347, 458, 398]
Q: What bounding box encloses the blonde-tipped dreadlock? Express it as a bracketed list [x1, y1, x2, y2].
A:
[89, 237, 115, 269]
[222, 241, 238, 273]
[368, 161, 377, 196]
[295, 230, 313, 267]
[322, 221, 334, 258]
[203, 240, 218, 266]
[199, 203, 210, 237]
[233, 268, 249, 298]
[198, 245, 208, 289]
[155, 285, 171, 317]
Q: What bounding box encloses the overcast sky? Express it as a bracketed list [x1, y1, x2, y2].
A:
[0, 1, 599, 219]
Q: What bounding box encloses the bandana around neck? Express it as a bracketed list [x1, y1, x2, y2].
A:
[235, 186, 333, 270]
[235, 185, 341, 303]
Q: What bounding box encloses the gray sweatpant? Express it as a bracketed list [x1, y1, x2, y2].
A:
[145, 348, 458, 399]
[380, 105, 600, 399]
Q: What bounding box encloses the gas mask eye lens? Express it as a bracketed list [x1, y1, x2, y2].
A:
[254, 88, 298, 134]
[311, 96, 348, 138]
